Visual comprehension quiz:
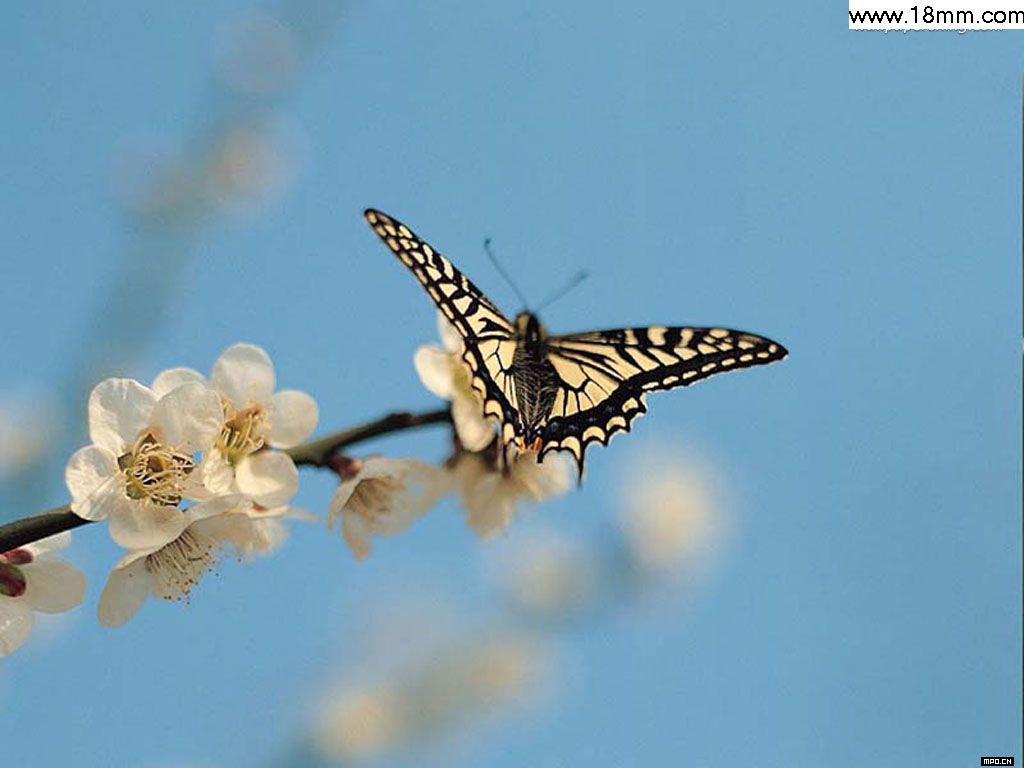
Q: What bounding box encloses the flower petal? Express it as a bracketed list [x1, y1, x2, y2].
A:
[328, 475, 358, 523]
[357, 457, 450, 499]
[152, 367, 205, 398]
[358, 456, 418, 481]
[452, 396, 495, 452]
[185, 494, 246, 523]
[150, 381, 223, 452]
[288, 507, 318, 524]
[88, 378, 157, 453]
[250, 517, 288, 554]
[98, 558, 152, 628]
[0, 598, 34, 657]
[212, 343, 275, 406]
[464, 471, 517, 538]
[26, 531, 72, 558]
[340, 512, 372, 560]
[198, 449, 237, 497]
[452, 452, 489, 489]
[192, 512, 286, 558]
[436, 311, 463, 353]
[235, 451, 298, 507]
[514, 454, 572, 500]
[244, 502, 304, 520]
[267, 390, 319, 448]
[413, 345, 455, 400]
[23, 559, 86, 613]
[109, 501, 189, 550]
[65, 445, 120, 521]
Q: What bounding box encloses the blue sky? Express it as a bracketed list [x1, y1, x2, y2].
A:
[1, 3, 1020, 767]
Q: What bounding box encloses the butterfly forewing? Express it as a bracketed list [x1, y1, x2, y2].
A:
[363, 209, 521, 440]
[364, 210, 513, 339]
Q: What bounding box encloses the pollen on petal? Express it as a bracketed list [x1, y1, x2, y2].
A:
[145, 528, 218, 601]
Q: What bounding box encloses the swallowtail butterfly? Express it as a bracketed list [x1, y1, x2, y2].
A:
[365, 209, 787, 481]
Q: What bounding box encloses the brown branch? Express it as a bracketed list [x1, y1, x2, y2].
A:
[0, 407, 452, 553]
[286, 408, 451, 468]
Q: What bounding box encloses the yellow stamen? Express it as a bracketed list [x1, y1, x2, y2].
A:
[217, 402, 267, 463]
[118, 432, 195, 507]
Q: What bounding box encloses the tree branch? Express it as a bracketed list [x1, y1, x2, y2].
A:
[286, 408, 451, 468]
[0, 407, 452, 553]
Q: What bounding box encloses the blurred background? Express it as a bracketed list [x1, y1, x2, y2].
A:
[1, 2, 1021, 766]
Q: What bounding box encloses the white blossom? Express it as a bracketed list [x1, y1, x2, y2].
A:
[154, 342, 318, 509]
[0, 393, 55, 480]
[313, 688, 404, 760]
[0, 532, 86, 656]
[619, 454, 725, 575]
[454, 452, 571, 539]
[328, 457, 449, 560]
[414, 312, 495, 451]
[494, 530, 596, 618]
[65, 377, 223, 549]
[97, 498, 290, 627]
[312, 633, 549, 761]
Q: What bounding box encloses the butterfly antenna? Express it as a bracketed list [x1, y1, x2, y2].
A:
[536, 269, 589, 312]
[483, 238, 531, 309]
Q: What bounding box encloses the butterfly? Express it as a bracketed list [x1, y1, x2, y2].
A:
[365, 209, 787, 481]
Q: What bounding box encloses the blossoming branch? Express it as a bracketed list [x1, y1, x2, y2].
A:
[1, 326, 572, 655]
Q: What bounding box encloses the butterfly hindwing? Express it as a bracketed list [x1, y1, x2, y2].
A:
[541, 327, 787, 477]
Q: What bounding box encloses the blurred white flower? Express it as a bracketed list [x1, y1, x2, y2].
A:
[97, 500, 288, 627]
[328, 458, 449, 560]
[495, 530, 596, 619]
[0, 532, 86, 657]
[459, 635, 549, 703]
[313, 687, 404, 760]
[64, 378, 223, 549]
[154, 343, 318, 509]
[619, 456, 724, 575]
[414, 312, 495, 451]
[0, 392, 57, 480]
[454, 452, 572, 539]
[204, 118, 307, 216]
[312, 633, 550, 762]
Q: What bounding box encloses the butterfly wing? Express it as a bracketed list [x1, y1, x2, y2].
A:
[364, 209, 522, 441]
[541, 326, 787, 478]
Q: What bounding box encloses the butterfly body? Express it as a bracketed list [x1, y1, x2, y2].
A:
[364, 208, 788, 481]
[510, 312, 559, 448]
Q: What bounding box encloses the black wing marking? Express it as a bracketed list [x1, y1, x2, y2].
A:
[364, 209, 522, 444]
[541, 326, 787, 479]
[364, 209, 514, 340]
